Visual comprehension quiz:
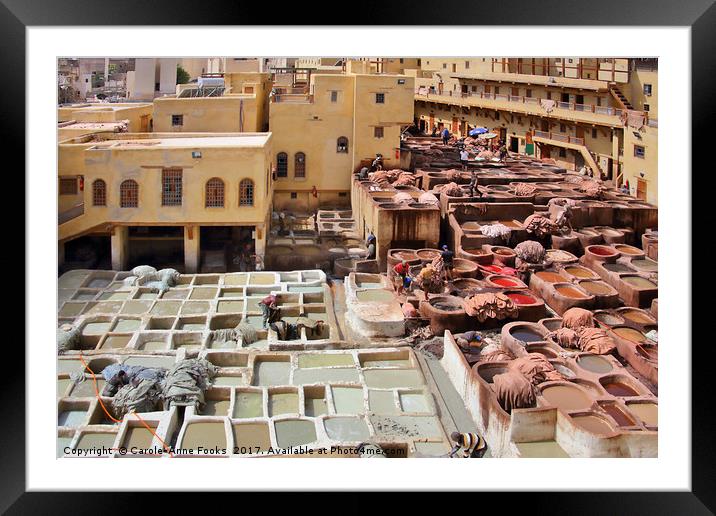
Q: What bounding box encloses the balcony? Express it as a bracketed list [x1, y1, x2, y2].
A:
[414, 88, 626, 127]
[270, 86, 314, 104]
[533, 130, 584, 146]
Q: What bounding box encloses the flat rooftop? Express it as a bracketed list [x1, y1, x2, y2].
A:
[63, 132, 272, 149]
[449, 71, 609, 91]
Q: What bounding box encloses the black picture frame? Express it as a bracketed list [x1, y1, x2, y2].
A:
[6, 0, 710, 511]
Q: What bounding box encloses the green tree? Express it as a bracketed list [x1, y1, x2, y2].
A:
[176, 65, 190, 85]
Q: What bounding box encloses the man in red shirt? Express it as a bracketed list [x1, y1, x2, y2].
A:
[259, 294, 279, 328]
[393, 260, 410, 295]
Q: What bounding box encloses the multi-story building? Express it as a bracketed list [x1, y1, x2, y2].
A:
[153, 72, 271, 133]
[412, 58, 658, 204]
[268, 60, 415, 212]
[58, 133, 274, 273]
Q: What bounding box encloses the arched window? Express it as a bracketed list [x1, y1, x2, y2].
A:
[205, 178, 225, 207]
[239, 179, 254, 207]
[337, 137, 349, 153]
[119, 180, 138, 208]
[276, 152, 288, 177]
[294, 152, 306, 178]
[92, 179, 106, 206]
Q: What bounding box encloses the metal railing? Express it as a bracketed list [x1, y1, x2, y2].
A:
[415, 88, 625, 118]
[533, 130, 584, 146]
[58, 203, 84, 225]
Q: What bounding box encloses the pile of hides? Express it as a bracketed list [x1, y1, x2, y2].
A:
[478, 344, 515, 363]
[210, 320, 258, 346]
[443, 169, 463, 182]
[101, 364, 168, 417]
[418, 192, 439, 206]
[477, 150, 494, 159]
[463, 293, 518, 323]
[578, 179, 606, 199]
[480, 223, 512, 239]
[113, 378, 164, 416]
[508, 353, 564, 385]
[123, 265, 181, 293]
[57, 324, 81, 352]
[561, 307, 594, 329]
[548, 327, 616, 355]
[416, 256, 443, 293]
[548, 307, 615, 355]
[423, 148, 443, 157]
[523, 214, 558, 238]
[547, 197, 577, 209]
[368, 169, 415, 187]
[392, 192, 414, 205]
[513, 183, 538, 197]
[162, 358, 218, 407]
[492, 371, 536, 412]
[393, 171, 417, 187]
[434, 182, 464, 197]
[514, 240, 546, 264]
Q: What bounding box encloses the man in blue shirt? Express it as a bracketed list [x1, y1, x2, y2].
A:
[442, 127, 450, 145]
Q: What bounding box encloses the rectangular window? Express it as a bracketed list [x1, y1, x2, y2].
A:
[171, 114, 183, 127]
[592, 128, 598, 138]
[643, 104, 650, 112]
[643, 84, 652, 96]
[59, 178, 77, 195]
[330, 90, 338, 102]
[375, 93, 385, 104]
[465, 61, 470, 69]
[338, 192, 347, 197]
[162, 168, 183, 206]
[494, 86, 500, 95]
[526, 89, 532, 97]
[471, 86, 477, 92]
[494, 112, 500, 120]
[559, 148, 567, 158]
[290, 192, 297, 199]
[442, 63, 447, 69]
[634, 145, 646, 158]
[560, 124, 566, 132]
[399, 58, 404, 64]
[374, 126, 384, 138]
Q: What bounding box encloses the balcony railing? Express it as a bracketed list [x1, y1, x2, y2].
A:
[58, 202, 84, 225]
[533, 130, 584, 146]
[415, 88, 625, 118]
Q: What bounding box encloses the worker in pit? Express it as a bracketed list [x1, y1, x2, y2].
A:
[449, 431, 487, 458]
[393, 260, 410, 296]
[366, 231, 377, 260]
[371, 154, 384, 172]
[259, 294, 279, 329]
[102, 369, 131, 397]
[441, 244, 455, 282]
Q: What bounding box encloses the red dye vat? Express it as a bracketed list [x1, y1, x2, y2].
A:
[482, 265, 503, 274]
[507, 293, 535, 305]
[492, 277, 518, 287]
[590, 246, 616, 256]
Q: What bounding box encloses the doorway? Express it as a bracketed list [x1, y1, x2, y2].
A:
[200, 226, 255, 272]
[637, 179, 647, 201]
[509, 136, 519, 153]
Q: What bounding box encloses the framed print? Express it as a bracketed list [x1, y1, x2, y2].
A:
[6, 0, 711, 511]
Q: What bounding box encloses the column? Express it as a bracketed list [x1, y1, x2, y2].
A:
[111, 226, 129, 271]
[184, 225, 200, 273]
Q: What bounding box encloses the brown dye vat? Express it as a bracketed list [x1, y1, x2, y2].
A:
[620, 309, 656, 325]
[416, 249, 441, 262]
[564, 266, 597, 279]
[535, 271, 565, 283]
[636, 345, 658, 362]
[499, 220, 522, 229]
[613, 327, 646, 343]
[601, 403, 636, 427]
[614, 244, 643, 255]
[540, 384, 592, 411]
[589, 245, 618, 256]
[601, 380, 639, 397]
[572, 414, 615, 434]
[555, 285, 589, 299]
[579, 281, 613, 295]
[622, 276, 657, 289]
[392, 250, 418, 261]
[527, 345, 559, 358]
[594, 312, 624, 326]
[627, 402, 658, 426]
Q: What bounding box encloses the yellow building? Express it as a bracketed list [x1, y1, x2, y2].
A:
[58, 132, 274, 273]
[153, 73, 271, 133]
[412, 57, 657, 203]
[58, 102, 153, 133]
[269, 66, 415, 212]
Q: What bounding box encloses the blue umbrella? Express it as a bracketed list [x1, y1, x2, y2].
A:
[469, 127, 488, 137]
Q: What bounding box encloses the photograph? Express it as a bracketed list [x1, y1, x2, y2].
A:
[55, 56, 660, 460]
